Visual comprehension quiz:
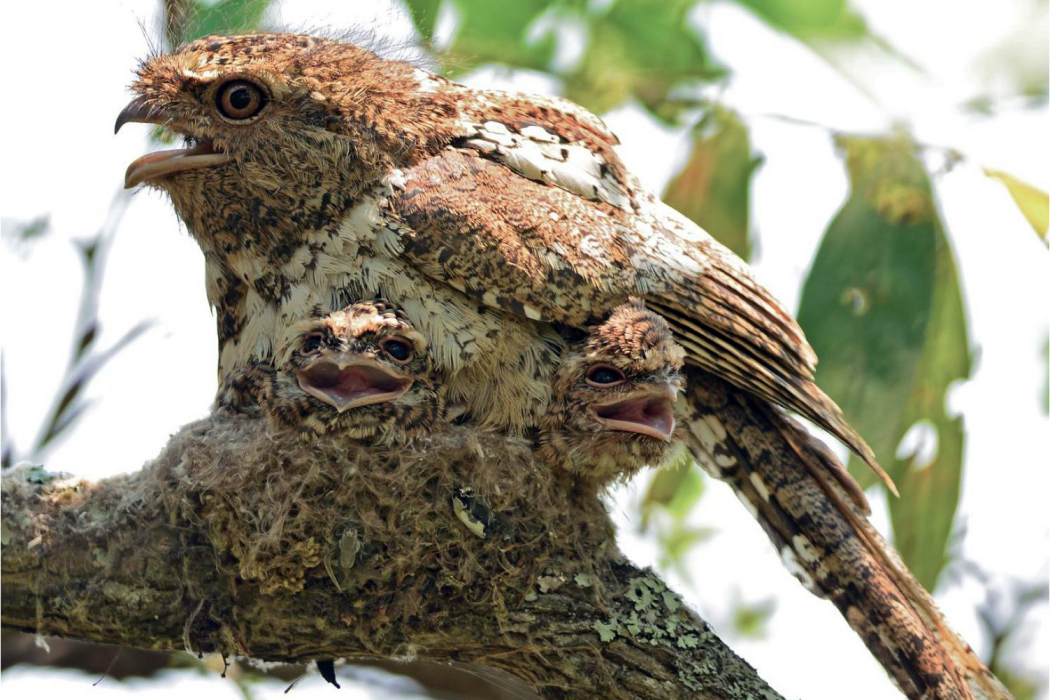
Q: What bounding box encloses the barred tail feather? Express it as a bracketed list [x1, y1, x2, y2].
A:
[680, 367, 1007, 700]
[778, 413, 1013, 700]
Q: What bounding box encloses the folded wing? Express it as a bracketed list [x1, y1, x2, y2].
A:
[388, 144, 892, 496]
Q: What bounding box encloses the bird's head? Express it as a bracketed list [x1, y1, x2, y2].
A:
[539, 302, 685, 483]
[115, 33, 460, 255]
[270, 299, 443, 441]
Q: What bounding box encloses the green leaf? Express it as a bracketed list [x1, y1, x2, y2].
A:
[729, 0, 923, 111]
[402, 0, 445, 42]
[659, 525, 716, 567]
[151, 125, 181, 146]
[984, 168, 1049, 244]
[174, 0, 275, 45]
[564, 0, 723, 118]
[412, 0, 558, 74]
[888, 225, 970, 590]
[640, 457, 704, 527]
[411, 0, 724, 119]
[731, 597, 776, 638]
[663, 107, 761, 261]
[798, 134, 969, 590]
[732, 0, 849, 34]
[798, 136, 939, 490]
[640, 459, 712, 577]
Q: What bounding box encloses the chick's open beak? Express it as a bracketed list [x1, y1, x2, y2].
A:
[115, 96, 229, 188]
[592, 383, 679, 442]
[297, 353, 412, 413]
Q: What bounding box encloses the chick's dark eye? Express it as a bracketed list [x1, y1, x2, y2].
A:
[380, 337, 413, 364]
[216, 80, 267, 121]
[302, 334, 323, 354]
[585, 364, 626, 387]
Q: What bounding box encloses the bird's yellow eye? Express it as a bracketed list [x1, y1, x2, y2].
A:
[585, 364, 626, 387]
[215, 79, 267, 122]
[379, 336, 414, 365]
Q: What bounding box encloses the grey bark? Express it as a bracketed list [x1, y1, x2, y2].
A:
[1, 414, 781, 700]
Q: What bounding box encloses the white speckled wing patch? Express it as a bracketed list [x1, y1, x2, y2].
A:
[460, 120, 633, 211]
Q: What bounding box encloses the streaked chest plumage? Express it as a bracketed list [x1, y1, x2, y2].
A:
[205, 171, 564, 432]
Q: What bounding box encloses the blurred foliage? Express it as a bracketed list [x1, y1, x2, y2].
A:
[984, 168, 1049, 244]
[1, 194, 152, 469]
[734, 0, 872, 48]
[163, 0, 273, 46]
[976, 574, 1050, 700]
[406, 0, 724, 120]
[664, 107, 761, 260]
[638, 457, 714, 579]
[559, 0, 723, 118]
[151, 124, 182, 145]
[0, 215, 50, 250]
[731, 595, 776, 639]
[409, 0, 558, 74]
[797, 135, 970, 591]
[972, 0, 1049, 108]
[640, 456, 705, 525]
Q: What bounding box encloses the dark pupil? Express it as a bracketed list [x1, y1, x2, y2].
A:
[229, 87, 252, 110]
[385, 341, 410, 361]
[590, 368, 620, 384]
[304, 336, 321, 352]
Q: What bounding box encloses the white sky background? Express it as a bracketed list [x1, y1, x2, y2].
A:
[1, 0, 1047, 698]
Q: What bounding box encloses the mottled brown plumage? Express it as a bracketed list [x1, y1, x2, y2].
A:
[217, 300, 444, 442]
[679, 370, 985, 699]
[121, 34, 560, 431]
[115, 32, 878, 465]
[117, 33, 1006, 700]
[539, 302, 685, 485]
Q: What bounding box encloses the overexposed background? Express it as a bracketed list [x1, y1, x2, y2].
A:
[1, 1, 1047, 698]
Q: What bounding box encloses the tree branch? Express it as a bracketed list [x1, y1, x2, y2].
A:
[1, 415, 781, 700]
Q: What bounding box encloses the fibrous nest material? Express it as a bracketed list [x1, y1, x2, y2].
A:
[137, 416, 616, 632]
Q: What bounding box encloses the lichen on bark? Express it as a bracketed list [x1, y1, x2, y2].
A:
[2, 414, 781, 699]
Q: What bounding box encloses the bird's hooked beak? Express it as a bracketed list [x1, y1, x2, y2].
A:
[591, 383, 679, 442]
[114, 96, 229, 188]
[296, 352, 412, 413]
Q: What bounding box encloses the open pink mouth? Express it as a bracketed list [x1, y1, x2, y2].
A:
[592, 388, 677, 442]
[297, 358, 411, 412]
[124, 140, 228, 188]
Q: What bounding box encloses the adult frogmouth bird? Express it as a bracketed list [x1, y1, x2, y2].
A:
[539, 302, 685, 485]
[118, 33, 1008, 700]
[218, 299, 444, 442]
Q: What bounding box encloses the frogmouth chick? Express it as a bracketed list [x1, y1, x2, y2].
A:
[221, 300, 444, 442]
[539, 302, 685, 484]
